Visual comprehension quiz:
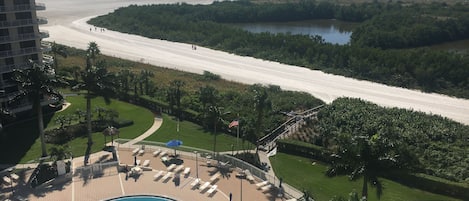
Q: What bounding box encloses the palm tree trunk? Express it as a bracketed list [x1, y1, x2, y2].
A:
[213, 122, 217, 157]
[37, 100, 47, 157]
[362, 174, 368, 199]
[86, 94, 93, 145]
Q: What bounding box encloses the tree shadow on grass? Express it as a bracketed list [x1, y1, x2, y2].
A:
[0, 111, 54, 165]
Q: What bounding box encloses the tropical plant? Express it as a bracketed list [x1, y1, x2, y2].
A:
[49, 144, 71, 161]
[251, 84, 271, 153]
[12, 60, 67, 157]
[167, 80, 185, 118]
[326, 132, 401, 200]
[86, 41, 101, 64]
[51, 42, 67, 69]
[72, 43, 114, 146]
[207, 105, 230, 156]
[140, 69, 154, 95]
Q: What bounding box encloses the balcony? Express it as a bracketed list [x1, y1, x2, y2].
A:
[36, 3, 46, 11]
[39, 30, 49, 39]
[0, 47, 40, 59]
[0, 63, 30, 74]
[0, 2, 45, 13]
[0, 17, 47, 28]
[43, 54, 54, 65]
[37, 17, 47, 25]
[41, 41, 51, 52]
[0, 31, 48, 44]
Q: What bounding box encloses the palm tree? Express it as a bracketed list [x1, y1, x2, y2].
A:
[167, 80, 185, 118]
[86, 41, 100, 64]
[251, 84, 271, 153]
[207, 105, 230, 157]
[140, 70, 154, 95]
[116, 69, 132, 96]
[72, 43, 114, 146]
[51, 42, 67, 69]
[198, 85, 218, 128]
[326, 133, 400, 200]
[12, 60, 67, 157]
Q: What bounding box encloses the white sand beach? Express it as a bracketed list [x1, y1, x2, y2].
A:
[40, 0, 469, 125]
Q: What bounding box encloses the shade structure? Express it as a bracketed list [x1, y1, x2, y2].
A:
[103, 126, 119, 146]
[166, 139, 183, 156]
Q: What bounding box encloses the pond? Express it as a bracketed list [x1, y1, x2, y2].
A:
[233, 19, 356, 45]
[427, 39, 469, 52]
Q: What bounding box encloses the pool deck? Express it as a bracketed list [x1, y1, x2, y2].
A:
[1, 147, 286, 201]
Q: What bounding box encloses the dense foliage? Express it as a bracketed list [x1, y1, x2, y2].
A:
[315, 98, 469, 182]
[352, 6, 469, 48]
[89, 1, 469, 98]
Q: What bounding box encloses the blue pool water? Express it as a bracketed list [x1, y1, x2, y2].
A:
[106, 195, 176, 201]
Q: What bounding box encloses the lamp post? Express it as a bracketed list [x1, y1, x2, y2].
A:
[231, 144, 234, 156]
[7, 168, 13, 195]
[240, 176, 243, 201]
[194, 151, 198, 178]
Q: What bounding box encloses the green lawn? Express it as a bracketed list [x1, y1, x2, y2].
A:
[144, 114, 253, 152]
[270, 152, 460, 201]
[1, 95, 154, 164]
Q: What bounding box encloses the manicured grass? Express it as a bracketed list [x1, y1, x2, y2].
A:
[270, 152, 461, 201]
[144, 114, 253, 152]
[1, 95, 154, 164]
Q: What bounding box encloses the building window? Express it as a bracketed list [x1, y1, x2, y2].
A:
[0, 29, 8, 37]
[13, 0, 31, 5]
[5, 57, 14, 65]
[19, 40, 35, 48]
[29, 54, 38, 60]
[0, 43, 11, 51]
[15, 12, 32, 20]
[17, 26, 34, 34]
[0, 14, 6, 22]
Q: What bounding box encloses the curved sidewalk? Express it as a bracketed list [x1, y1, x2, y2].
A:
[122, 117, 163, 146]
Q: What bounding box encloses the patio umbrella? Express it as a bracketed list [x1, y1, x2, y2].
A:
[103, 126, 120, 146]
[166, 139, 183, 156]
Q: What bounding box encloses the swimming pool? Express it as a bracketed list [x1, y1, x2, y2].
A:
[105, 195, 177, 201]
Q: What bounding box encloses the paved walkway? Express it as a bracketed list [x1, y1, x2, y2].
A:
[122, 117, 163, 146]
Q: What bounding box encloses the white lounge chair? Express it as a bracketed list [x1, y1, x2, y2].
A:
[142, 159, 150, 167]
[256, 180, 269, 188]
[261, 184, 272, 192]
[161, 156, 169, 163]
[210, 172, 221, 181]
[153, 170, 164, 181]
[190, 178, 200, 188]
[207, 184, 218, 194]
[174, 165, 184, 173]
[199, 181, 210, 191]
[138, 149, 145, 155]
[10, 173, 19, 181]
[132, 148, 140, 155]
[160, 151, 167, 157]
[3, 176, 11, 184]
[183, 167, 191, 176]
[167, 164, 176, 171]
[153, 149, 161, 157]
[162, 172, 172, 181]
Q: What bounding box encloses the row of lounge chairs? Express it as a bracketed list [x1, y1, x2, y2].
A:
[191, 178, 218, 195]
[135, 159, 151, 167]
[153, 149, 167, 157]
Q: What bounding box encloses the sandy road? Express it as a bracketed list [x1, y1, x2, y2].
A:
[39, 0, 469, 125]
